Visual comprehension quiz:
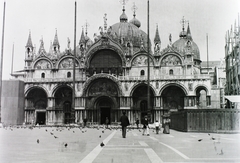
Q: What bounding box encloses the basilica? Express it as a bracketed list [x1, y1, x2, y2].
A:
[12, 4, 213, 125]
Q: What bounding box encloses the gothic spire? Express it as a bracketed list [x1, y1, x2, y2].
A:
[186, 23, 193, 40]
[154, 24, 161, 44]
[52, 29, 60, 48]
[79, 27, 85, 45]
[26, 30, 33, 47]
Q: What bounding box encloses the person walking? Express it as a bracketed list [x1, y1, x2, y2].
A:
[105, 117, 109, 129]
[142, 115, 149, 136]
[119, 112, 130, 138]
[155, 120, 160, 134]
[136, 118, 139, 129]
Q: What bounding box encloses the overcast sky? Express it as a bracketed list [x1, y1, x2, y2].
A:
[0, 0, 239, 80]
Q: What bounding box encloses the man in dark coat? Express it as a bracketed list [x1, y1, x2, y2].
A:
[119, 112, 130, 138]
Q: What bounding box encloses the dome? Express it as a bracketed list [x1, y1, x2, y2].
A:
[172, 23, 200, 61]
[172, 38, 200, 60]
[129, 15, 141, 28]
[109, 9, 151, 52]
[120, 8, 128, 22]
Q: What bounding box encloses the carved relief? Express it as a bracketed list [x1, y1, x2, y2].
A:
[59, 58, 79, 68]
[161, 55, 181, 66]
[35, 60, 51, 69]
[88, 79, 118, 96]
[132, 55, 153, 66]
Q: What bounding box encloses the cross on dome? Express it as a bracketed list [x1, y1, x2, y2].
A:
[119, 0, 128, 9]
[180, 16, 188, 31]
[131, 2, 137, 17]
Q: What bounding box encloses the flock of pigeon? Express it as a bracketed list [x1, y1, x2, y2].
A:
[1, 125, 224, 155]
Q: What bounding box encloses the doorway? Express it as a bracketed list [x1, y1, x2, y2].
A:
[36, 112, 46, 125]
[100, 107, 110, 124]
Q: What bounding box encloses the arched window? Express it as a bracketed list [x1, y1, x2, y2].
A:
[140, 70, 145, 76]
[169, 69, 173, 75]
[67, 72, 71, 78]
[41, 73, 45, 78]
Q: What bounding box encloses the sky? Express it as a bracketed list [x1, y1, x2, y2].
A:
[0, 0, 239, 80]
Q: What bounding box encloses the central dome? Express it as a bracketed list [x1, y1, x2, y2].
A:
[108, 8, 151, 52]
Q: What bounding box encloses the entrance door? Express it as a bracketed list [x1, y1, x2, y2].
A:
[36, 112, 46, 125]
[100, 107, 110, 124]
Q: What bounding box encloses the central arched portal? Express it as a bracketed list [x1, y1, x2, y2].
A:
[86, 78, 119, 124]
[96, 97, 113, 124]
[161, 85, 186, 110]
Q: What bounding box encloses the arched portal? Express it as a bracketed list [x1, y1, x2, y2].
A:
[196, 86, 209, 108]
[132, 84, 154, 122]
[54, 86, 72, 124]
[86, 78, 119, 124]
[26, 88, 47, 125]
[95, 96, 114, 124]
[161, 86, 186, 110]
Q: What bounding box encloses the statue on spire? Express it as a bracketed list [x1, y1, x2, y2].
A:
[103, 13, 107, 32]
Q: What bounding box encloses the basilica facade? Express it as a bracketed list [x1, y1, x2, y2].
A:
[13, 5, 212, 125]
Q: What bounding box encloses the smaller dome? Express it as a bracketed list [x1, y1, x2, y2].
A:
[179, 31, 187, 38]
[129, 16, 141, 28]
[120, 8, 128, 22]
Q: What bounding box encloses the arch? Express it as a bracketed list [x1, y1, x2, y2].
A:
[51, 84, 74, 97]
[194, 85, 209, 96]
[85, 41, 126, 68]
[88, 49, 122, 75]
[131, 53, 155, 67]
[160, 84, 187, 110]
[140, 70, 145, 76]
[25, 85, 49, 97]
[25, 87, 48, 109]
[159, 52, 183, 67]
[130, 82, 157, 97]
[82, 74, 123, 96]
[169, 69, 173, 75]
[57, 56, 80, 69]
[159, 82, 188, 96]
[33, 58, 53, 69]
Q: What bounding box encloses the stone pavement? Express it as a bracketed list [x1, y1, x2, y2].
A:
[0, 126, 240, 163]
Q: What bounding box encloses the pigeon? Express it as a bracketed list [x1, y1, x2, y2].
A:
[54, 136, 58, 138]
[100, 142, 105, 147]
[99, 135, 101, 138]
[45, 129, 48, 132]
[37, 139, 39, 143]
[73, 131, 75, 133]
[198, 139, 203, 142]
[211, 137, 216, 140]
[50, 132, 54, 135]
[65, 143, 68, 148]
[208, 133, 210, 136]
[102, 131, 104, 133]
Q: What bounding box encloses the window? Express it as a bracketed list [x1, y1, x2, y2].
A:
[41, 73, 45, 78]
[67, 72, 71, 78]
[140, 70, 145, 76]
[169, 69, 173, 75]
